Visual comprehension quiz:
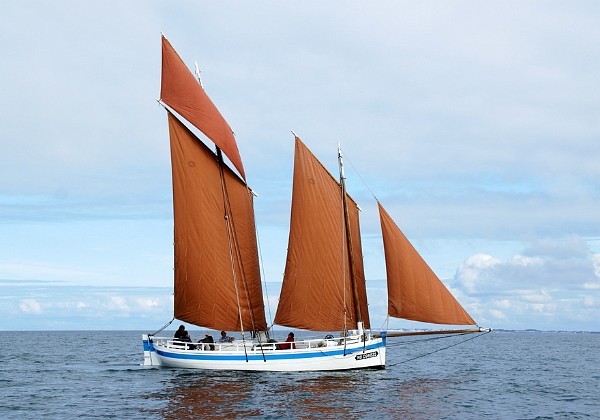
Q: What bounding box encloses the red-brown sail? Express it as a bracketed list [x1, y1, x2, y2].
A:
[168, 112, 266, 331]
[275, 137, 370, 331]
[378, 202, 476, 326]
[161, 35, 246, 181]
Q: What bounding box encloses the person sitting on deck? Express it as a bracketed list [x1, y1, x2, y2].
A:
[179, 331, 196, 350]
[279, 332, 296, 350]
[219, 331, 234, 343]
[174, 325, 186, 339]
[198, 334, 215, 351]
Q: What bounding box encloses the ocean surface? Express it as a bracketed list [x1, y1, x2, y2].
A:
[1, 330, 598, 419]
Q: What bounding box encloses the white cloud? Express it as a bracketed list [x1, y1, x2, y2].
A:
[133, 297, 160, 310]
[0, 284, 178, 329]
[105, 296, 130, 311]
[593, 254, 600, 277]
[456, 253, 500, 293]
[494, 299, 512, 309]
[456, 237, 598, 294]
[512, 255, 544, 266]
[19, 299, 42, 314]
[518, 289, 552, 303]
[99, 293, 174, 315]
[453, 237, 600, 330]
[530, 303, 555, 315]
[489, 309, 507, 320]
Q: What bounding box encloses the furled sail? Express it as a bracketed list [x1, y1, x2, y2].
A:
[161, 35, 246, 180]
[378, 202, 476, 326]
[168, 112, 266, 331]
[275, 137, 370, 331]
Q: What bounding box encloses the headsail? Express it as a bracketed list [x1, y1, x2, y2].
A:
[161, 35, 246, 180]
[378, 202, 476, 326]
[274, 137, 370, 331]
[168, 112, 266, 331]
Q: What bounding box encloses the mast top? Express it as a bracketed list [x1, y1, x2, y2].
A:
[337, 142, 346, 180]
[194, 61, 204, 88]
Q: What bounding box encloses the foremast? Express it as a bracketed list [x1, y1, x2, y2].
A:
[195, 62, 263, 340]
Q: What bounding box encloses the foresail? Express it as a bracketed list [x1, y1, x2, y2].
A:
[168, 112, 266, 331]
[378, 202, 476, 326]
[274, 137, 369, 331]
[161, 35, 246, 180]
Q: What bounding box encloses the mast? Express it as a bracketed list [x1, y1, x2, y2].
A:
[216, 147, 251, 334]
[337, 144, 364, 331]
[198, 64, 258, 335]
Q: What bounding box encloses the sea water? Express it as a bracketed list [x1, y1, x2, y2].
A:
[1, 330, 598, 419]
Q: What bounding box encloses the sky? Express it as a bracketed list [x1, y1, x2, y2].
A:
[1, 1, 599, 332]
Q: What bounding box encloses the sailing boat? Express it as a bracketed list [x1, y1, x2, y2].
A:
[142, 36, 485, 371]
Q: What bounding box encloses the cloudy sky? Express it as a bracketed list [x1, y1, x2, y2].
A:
[1, 1, 599, 332]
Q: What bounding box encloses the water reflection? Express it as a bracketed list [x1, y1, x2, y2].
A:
[383, 377, 459, 419]
[157, 371, 261, 419]
[144, 363, 462, 419]
[264, 374, 362, 418]
[150, 370, 382, 418]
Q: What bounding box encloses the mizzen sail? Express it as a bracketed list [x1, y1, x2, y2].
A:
[378, 202, 476, 326]
[168, 112, 266, 331]
[161, 35, 246, 180]
[275, 137, 370, 331]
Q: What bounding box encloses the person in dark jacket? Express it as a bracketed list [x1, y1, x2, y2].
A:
[199, 334, 215, 351]
[174, 325, 186, 339]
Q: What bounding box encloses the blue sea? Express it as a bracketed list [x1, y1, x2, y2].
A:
[1, 330, 598, 419]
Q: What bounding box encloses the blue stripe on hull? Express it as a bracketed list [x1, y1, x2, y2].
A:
[156, 342, 384, 362]
[142, 339, 151, 352]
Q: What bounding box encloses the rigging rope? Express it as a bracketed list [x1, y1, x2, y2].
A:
[254, 208, 273, 337]
[149, 317, 175, 336]
[341, 150, 379, 202]
[386, 329, 491, 367]
[218, 152, 247, 338]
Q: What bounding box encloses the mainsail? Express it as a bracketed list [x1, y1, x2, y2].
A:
[274, 137, 370, 331]
[168, 112, 266, 331]
[161, 35, 246, 180]
[378, 202, 475, 326]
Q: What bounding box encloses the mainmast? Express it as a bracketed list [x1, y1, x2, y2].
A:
[337, 144, 364, 333]
[191, 58, 259, 334]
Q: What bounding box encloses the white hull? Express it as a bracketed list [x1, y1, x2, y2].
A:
[142, 333, 386, 372]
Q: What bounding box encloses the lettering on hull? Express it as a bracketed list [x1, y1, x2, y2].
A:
[355, 351, 378, 361]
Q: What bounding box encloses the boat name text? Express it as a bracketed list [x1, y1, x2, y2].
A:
[355, 351, 378, 361]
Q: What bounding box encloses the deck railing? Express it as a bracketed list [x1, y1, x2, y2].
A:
[151, 333, 368, 353]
